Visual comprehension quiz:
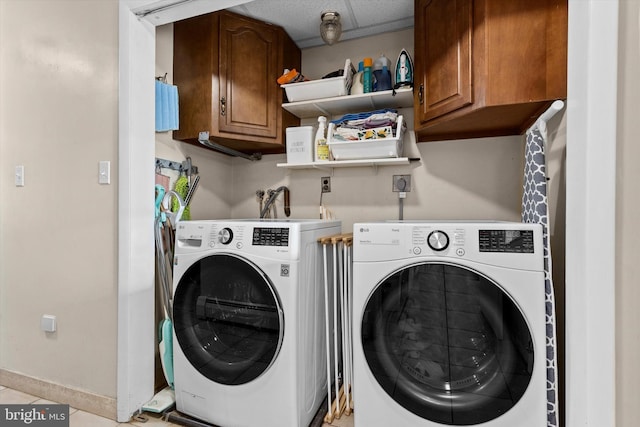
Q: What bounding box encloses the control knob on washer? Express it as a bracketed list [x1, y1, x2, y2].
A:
[428, 230, 449, 251]
[218, 228, 233, 245]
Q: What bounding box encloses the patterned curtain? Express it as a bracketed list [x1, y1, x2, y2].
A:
[522, 127, 559, 427]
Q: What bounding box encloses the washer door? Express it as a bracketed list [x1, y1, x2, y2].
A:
[173, 253, 284, 386]
[361, 262, 534, 425]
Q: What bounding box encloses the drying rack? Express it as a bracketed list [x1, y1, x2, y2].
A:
[318, 233, 354, 424]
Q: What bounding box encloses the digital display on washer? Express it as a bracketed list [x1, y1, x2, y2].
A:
[252, 227, 289, 246]
[479, 229, 534, 253]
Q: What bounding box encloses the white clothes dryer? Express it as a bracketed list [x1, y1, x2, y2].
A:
[352, 221, 546, 427]
[172, 219, 341, 427]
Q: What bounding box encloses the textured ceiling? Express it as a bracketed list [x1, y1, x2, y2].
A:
[228, 0, 414, 48]
[129, 0, 414, 48]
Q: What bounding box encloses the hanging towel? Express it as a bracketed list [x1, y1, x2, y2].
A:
[155, 80, 179, 132]
[173, 175, 190, 221]
[521, 126, 559, 427]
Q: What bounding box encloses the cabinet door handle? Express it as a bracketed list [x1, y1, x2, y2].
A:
[220, 97, 226, 116]
[419, 84, 424, 105]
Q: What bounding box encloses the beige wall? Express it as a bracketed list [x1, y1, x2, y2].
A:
[616, 1, 640, 425]
[0, 0, 119, 400]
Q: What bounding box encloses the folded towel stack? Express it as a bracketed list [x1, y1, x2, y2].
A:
[330, 109, 403, 141]
[155, 80, 179, 132]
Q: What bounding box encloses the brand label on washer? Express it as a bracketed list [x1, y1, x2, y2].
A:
[280, 264, 290, 277]
[357, 226, 400, 246]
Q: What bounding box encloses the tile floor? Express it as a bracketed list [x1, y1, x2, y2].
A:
[0, 385, 353, 427]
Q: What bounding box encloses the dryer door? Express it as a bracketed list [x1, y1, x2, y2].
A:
[173, 253, 284, 385]
[361, 262, 534, 425]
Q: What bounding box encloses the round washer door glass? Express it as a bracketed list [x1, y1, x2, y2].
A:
[173, 253, 284, 385]
[361, 262, 534, 425]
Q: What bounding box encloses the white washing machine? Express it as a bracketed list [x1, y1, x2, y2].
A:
[352, 221, 546, 427]
[172, 219, 341, 427]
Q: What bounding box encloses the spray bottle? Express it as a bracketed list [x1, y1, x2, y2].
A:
[314, 116, 329, 162]
[363, 57, 373, 93]
[351, 61, 364, 95]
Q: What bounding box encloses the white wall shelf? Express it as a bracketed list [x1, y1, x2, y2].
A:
[282, 87, 414, 119]
[276, 157, 412, 174]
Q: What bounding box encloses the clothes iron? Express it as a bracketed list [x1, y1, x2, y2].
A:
[394, 48, 414, 89]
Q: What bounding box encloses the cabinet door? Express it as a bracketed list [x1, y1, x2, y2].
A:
[217, 13, 279, 139]
[415, 0, 473, 124]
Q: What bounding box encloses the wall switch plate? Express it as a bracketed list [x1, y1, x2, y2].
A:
[15, 165, 24, 187]
[393, 175, 411, 192]
[321, 176, 331, 193]
[99, 160, 110, 185]
[41, 314, 56, 332]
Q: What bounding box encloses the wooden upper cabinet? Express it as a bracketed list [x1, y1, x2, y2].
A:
[416, 0, 473, 122]
[414, 0, 567, 142]
[218, 13, 278, 138]
[173, 11, 300, 155]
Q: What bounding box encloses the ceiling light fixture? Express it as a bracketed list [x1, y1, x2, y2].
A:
[320, 11, 342, 46]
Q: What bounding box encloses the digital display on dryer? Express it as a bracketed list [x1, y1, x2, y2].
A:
[479, 229, 534, 253]
[252, 227, 290, 246]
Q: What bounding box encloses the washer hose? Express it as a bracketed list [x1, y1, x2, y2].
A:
[260, 186, 290, 218]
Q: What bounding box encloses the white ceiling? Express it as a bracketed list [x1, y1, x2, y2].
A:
[228, 0, 414, 48]
[129, 0, 414, 49]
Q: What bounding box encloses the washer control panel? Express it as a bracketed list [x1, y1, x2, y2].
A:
[252, 227, 290, 247]
[199, 225, 291, 249]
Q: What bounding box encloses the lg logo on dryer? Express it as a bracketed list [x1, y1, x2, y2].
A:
[280, 264, 290, 277]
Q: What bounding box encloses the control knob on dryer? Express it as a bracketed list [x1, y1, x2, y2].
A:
[428, 230, 449, 251]
[218, 228, 234, 245]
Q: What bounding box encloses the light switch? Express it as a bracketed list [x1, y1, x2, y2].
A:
[99, 161, 110, 185]
[15, 165, 24, 187]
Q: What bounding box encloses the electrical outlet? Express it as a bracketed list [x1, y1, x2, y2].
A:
[321, 176, 331, 193]
[392, 175, 411, 192]
[41, 314, 56, 332]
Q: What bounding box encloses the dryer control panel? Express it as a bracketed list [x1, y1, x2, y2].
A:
[479, 229, 535, 253]
[353, 221, 544, 271]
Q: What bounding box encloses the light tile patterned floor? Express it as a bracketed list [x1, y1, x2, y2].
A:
[0, 385, 354, 427]
[323, 413, 354, 427]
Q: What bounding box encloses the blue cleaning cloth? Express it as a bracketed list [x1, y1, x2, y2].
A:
[155, 80, 179, 132]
